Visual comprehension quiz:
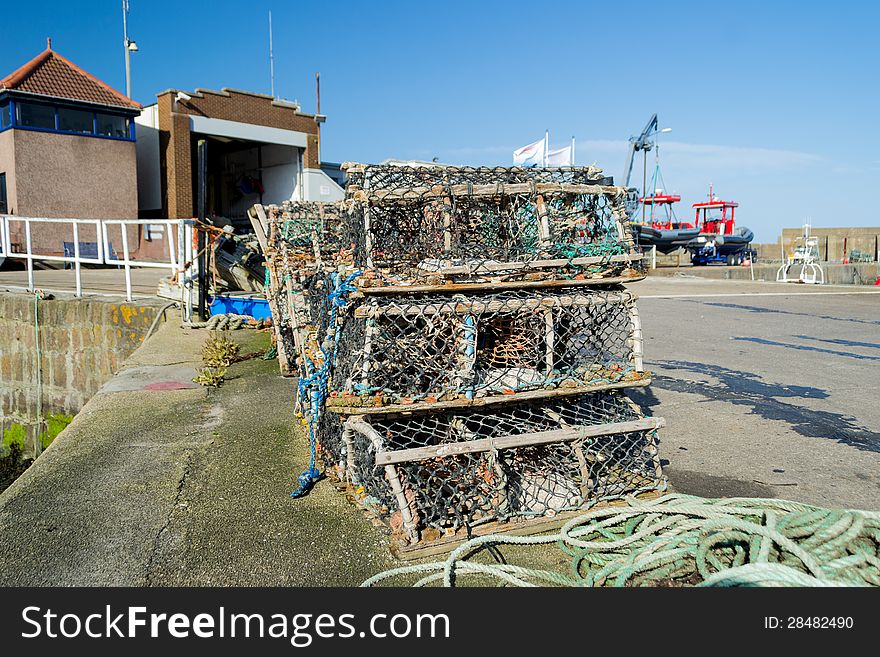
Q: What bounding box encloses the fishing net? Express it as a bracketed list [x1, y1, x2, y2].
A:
[319, 391, 663, 542]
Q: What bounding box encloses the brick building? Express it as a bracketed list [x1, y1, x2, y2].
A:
[136, 87, 343, 222]
[0, 42, 142, 254]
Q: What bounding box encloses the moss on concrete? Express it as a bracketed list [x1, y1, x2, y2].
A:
[1, 423, 26, 452]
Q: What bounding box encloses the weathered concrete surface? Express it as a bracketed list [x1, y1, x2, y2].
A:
[780, 226, 880, 263]
[0, 266, 166, 299]
[0, 321, 392, 586]
[0, 291, 167, 428]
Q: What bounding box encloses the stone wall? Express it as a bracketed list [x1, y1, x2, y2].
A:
[780, 227, 880, 263]
[0, 292, 163, 423]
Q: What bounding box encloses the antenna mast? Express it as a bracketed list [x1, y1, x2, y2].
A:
[268, 11, 276, 98]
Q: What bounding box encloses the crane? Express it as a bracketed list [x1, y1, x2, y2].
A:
[622, 113, 659, 189]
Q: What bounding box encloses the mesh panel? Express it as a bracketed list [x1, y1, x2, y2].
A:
[335, 393, 663, 536]
[351, 190, 639, 285]
[343, 162, 613, 191]
[322, 286, 647, 410]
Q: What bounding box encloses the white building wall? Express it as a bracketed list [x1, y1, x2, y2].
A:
[300, 167, 345, 202]
[261, 144, 301, 205]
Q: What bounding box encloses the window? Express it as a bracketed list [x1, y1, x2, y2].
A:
[96, 113, 129, 138]
[16, 102, 55, 129]
[58, 107, 94, 134]
[0, 173, 7, 214]
[5, 101, 132, 140]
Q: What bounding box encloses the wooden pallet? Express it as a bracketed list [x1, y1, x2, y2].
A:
[355, 271, 645, 296]
[326, 377, 652, 416]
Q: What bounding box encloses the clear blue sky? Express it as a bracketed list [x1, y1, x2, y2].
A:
[2, 0, 877, 241]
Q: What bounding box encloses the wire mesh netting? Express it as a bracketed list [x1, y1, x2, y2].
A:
[343, 161, 614, 193]
[314, 286, 648, 410]
[318, 392, 663, 541]
[257, 162, 664, 547]
[260, 164, 644, 292]
[350, 187, 640, 287]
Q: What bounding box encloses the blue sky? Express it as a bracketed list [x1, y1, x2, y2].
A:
[1, 0, 877, 241]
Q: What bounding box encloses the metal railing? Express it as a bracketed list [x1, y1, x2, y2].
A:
[0, 216, 195, 312]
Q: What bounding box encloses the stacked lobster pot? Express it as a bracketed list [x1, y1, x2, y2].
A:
[258, 163, 665, 552]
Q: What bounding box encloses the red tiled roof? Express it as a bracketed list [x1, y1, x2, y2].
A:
[0, 46, 141, 110]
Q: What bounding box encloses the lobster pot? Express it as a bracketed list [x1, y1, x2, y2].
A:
[261, 201, 352, 374]
[334, 391, 664, 540]
[348, 182, 642, 287]
[344, 162, 614, 192]
[262, 264, 316, 376]
[324, 287, 647, 412]
[264, 200, 351, 270]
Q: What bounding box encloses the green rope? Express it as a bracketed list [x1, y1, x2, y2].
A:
[362, 494, 880, 588]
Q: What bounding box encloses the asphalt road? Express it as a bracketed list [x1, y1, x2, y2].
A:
[626, 276, 880, 510]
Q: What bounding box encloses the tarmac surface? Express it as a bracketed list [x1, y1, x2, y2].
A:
[628, 276, 880, 511]
[0, 275, 878, 585]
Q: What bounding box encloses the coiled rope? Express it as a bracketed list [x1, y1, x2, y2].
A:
[362, 494, 880, 587]
[188, 313, 253, 330]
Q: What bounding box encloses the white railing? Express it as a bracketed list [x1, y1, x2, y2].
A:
[0, 216, 195, 314]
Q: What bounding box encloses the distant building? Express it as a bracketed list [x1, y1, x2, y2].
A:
[320, 161, 347, 189]
[136, 87, 344, 223]
[0, 41, 141, 254]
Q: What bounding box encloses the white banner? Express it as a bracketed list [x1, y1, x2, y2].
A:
[546, 145, 572, 166]
[513, 138, 545, 166]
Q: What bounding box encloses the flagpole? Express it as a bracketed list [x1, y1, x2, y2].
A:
[544, 129, 549, 167]
[571, 135, 575, 167]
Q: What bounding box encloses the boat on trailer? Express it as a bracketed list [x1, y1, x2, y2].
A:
[633, 193, 701, 254]
[685, 187, 754, 265]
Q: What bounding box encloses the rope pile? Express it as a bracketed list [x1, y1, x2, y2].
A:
[188, 313, 254, 330]
[362, 494, 880, 587]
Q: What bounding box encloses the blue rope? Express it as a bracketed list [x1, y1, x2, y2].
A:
[291, 270, 361, 498]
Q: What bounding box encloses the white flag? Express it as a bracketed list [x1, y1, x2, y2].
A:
[546, 145, 572, 166]
[513, 138, 545, 166]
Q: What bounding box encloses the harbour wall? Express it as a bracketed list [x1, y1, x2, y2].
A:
[0, 291, 165, 439]
[646, 262, 879, 285]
